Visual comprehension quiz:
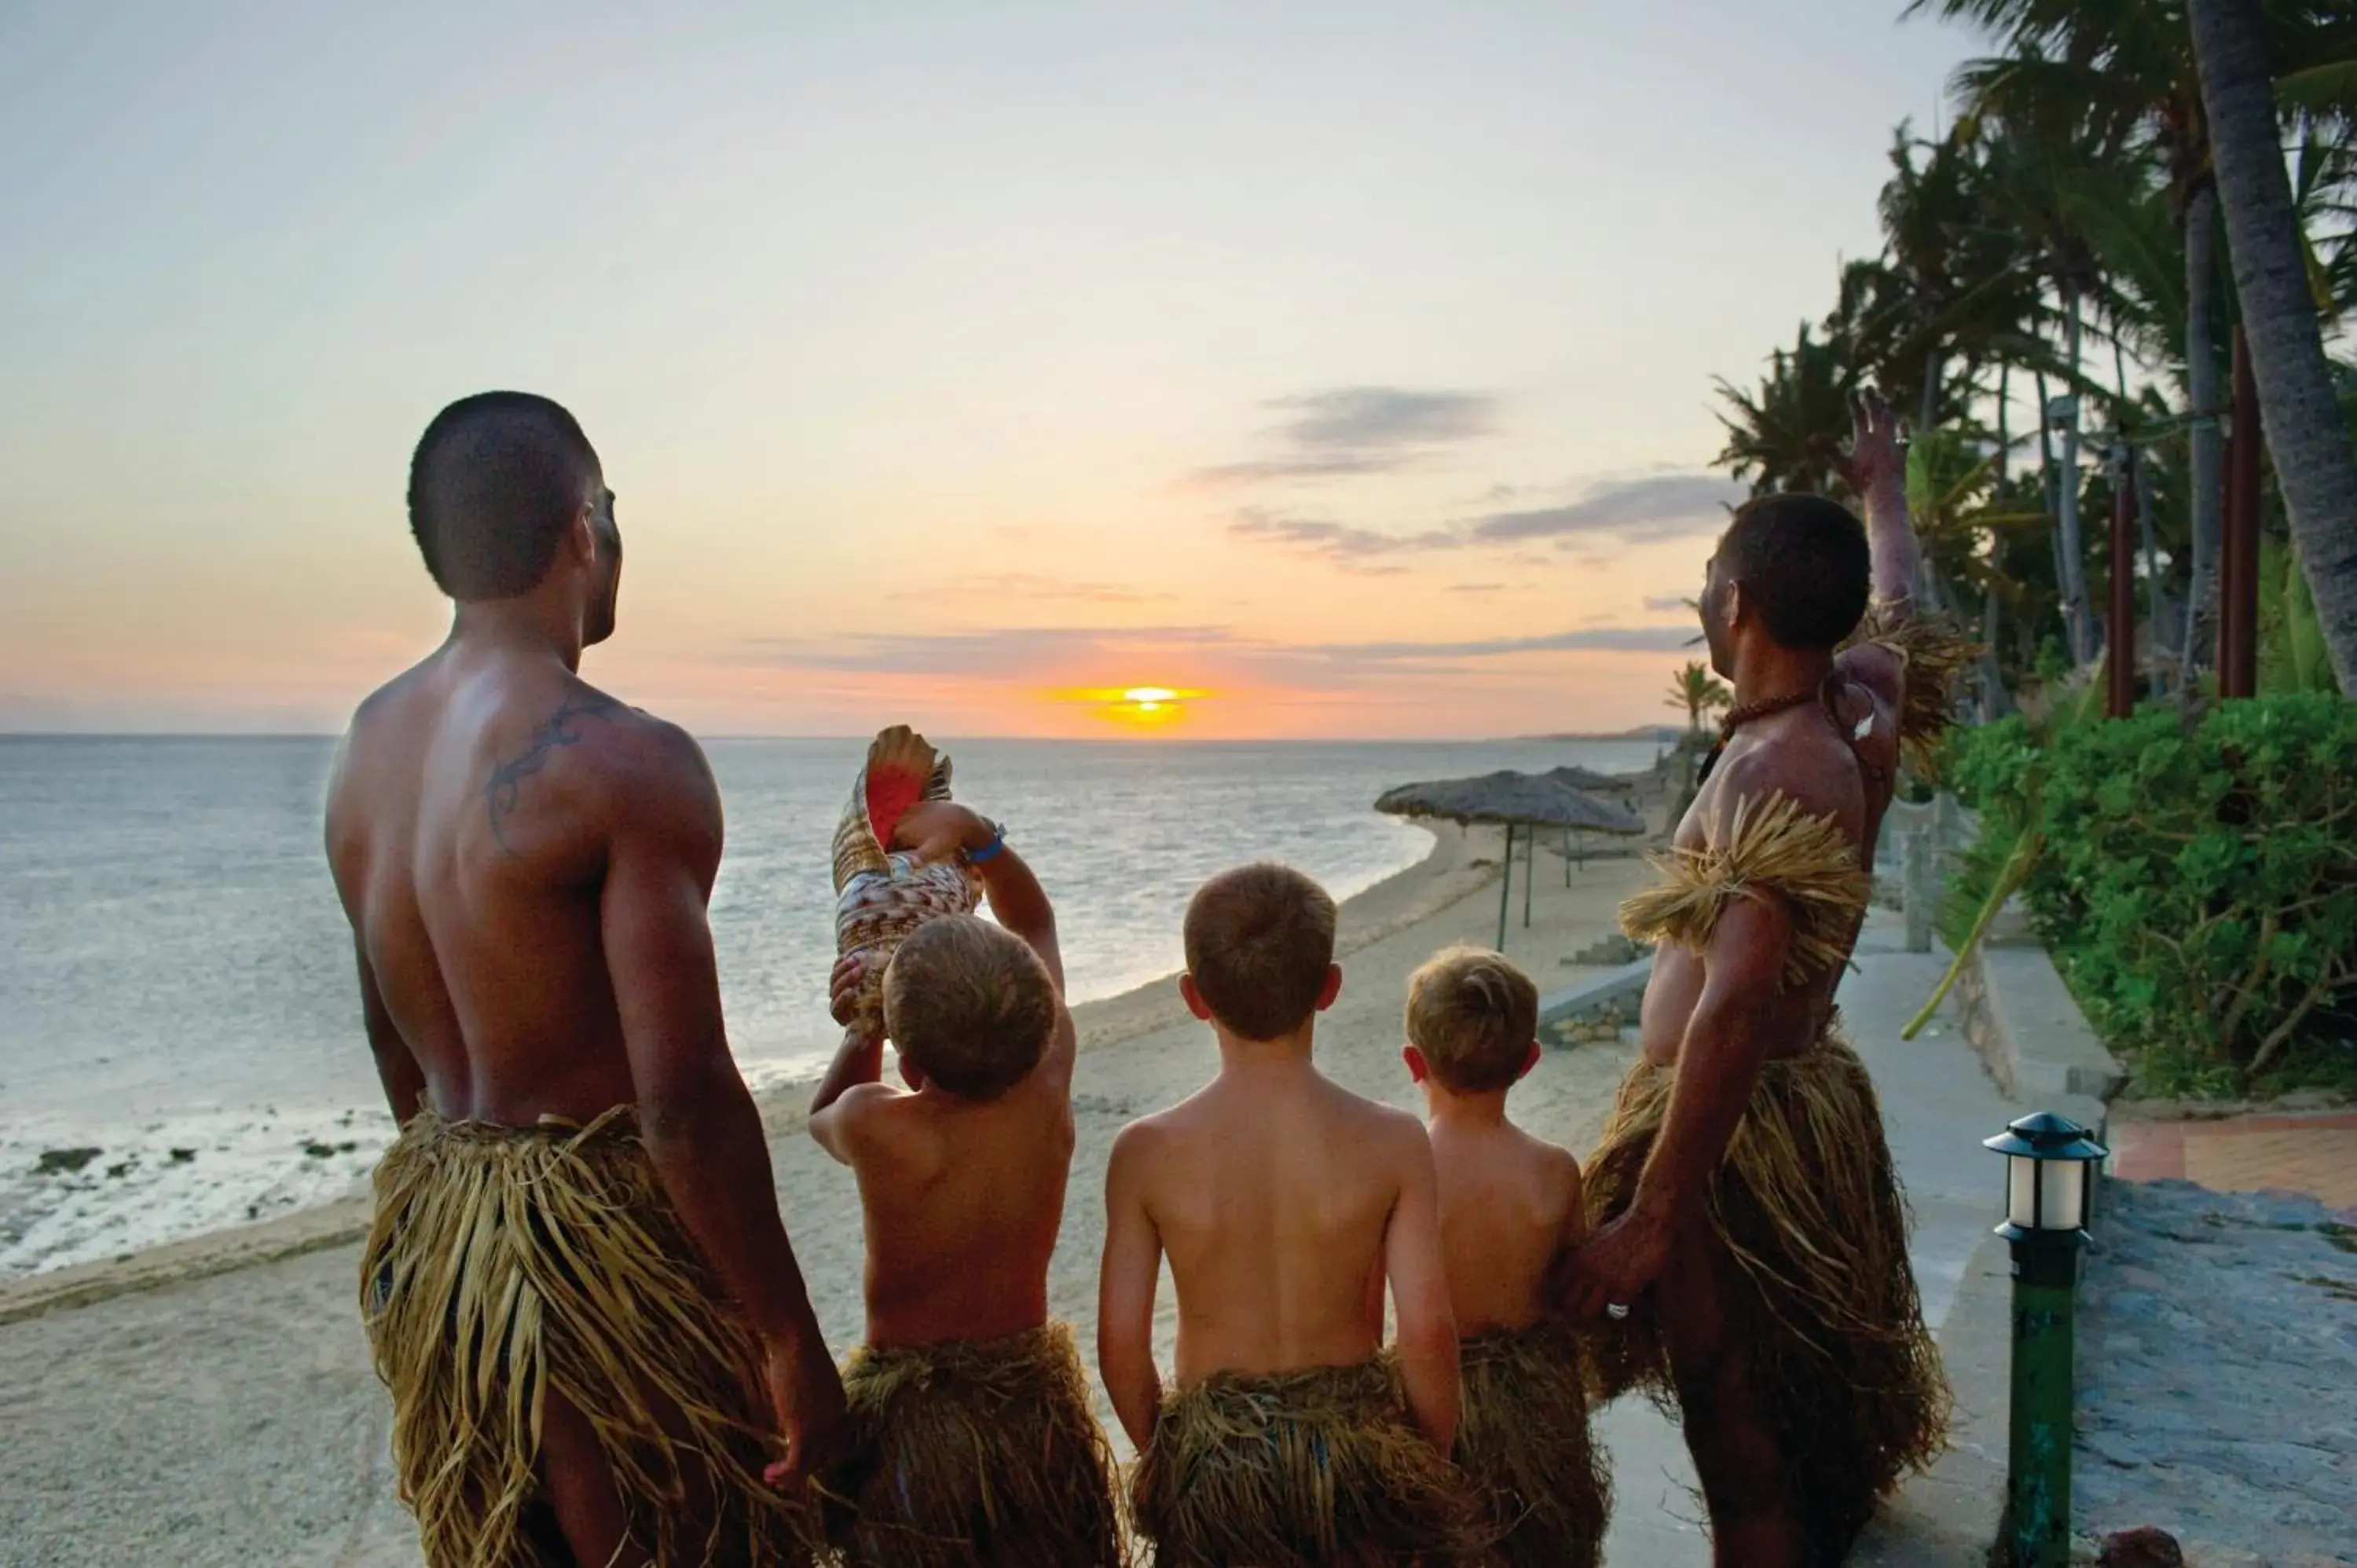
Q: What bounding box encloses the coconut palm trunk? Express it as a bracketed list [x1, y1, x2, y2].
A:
[2057, 284, 2095, 667]
[2180, 179, 2227, 691]
[2189, 0, 2357, 694]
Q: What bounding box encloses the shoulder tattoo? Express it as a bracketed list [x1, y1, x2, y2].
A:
[483, 692, 622, 852]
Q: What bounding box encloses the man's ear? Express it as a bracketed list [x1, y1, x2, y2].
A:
[1314, 963, 1343, 1013]
[1721, 578, 1745, 632]
[1402, 1044, 1428, 1084]
[1518, 1040, 1541, 1080]
[1178, 973, 1212, 1023]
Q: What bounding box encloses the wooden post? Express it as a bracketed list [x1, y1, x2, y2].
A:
[2223, 327, 2262, 699]
[2108, 450, 2138, 719]
[1496, 823, 1513, 952]
[1903, 830, 1935, 953]
[1523, 825, 1535, 928]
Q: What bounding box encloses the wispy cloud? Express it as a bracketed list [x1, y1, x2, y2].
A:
[1225, 508, 1451, 572]
[1464, 473, 1741, 544]
[1187, 387, 1498, 487]
[1642, 592, 1697, 611]
[739, 620, 1700, 690]
[886, 573, 1175, 605]
[1223, 471, 1739, 572]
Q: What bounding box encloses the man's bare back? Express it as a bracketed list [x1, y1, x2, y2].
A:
[332, 394, 842, 1567]
[327, 654, 660, 1126]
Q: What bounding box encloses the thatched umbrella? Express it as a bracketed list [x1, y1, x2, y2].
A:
[1374, 771, 1647, 948]
[1544, 764, 1630, 795]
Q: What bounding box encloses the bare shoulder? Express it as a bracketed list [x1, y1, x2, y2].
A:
[1525, 1131, 1582, 1203]
[1710, 742, 1860, 839]
[829, 1083, 936, 1171]
[1338, 1091, 1432, 1171]
[1106, 1112, 1180, 1199]
[1836, 635, 1908, 712]
[541, 685, 719, 844]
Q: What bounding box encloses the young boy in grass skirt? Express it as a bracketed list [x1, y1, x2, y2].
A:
[811, 804, 1125, 1567]
[1556, 393, 1968, 1567]
[1403, 946, 1610, 1568]
[1099, 864, 1483, 1568]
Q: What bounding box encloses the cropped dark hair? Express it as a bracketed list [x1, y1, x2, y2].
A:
[1182, 863, 1337, 1042]
[1717, 493, 1871, 650]
[407, 392, 600, 600]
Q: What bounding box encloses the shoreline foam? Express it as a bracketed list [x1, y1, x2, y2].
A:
[0, 822, 1475, 1325]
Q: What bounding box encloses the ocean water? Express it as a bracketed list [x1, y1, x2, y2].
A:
[0, 734, 1659, 1279]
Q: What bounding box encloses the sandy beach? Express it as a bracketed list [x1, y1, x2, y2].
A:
[0, 818, 1663, 1566]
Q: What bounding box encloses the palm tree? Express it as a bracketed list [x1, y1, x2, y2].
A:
[1712, 321, 1857, 497]
[2190, 0, 2357, 691]
[1665, 661, 1733, 733]
[1912, 0, 2232, 672]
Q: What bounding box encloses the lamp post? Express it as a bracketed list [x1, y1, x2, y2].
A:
[1985, 1112, 2109, 1568]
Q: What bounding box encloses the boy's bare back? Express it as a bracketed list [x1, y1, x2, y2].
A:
[810, 809, 1080, 1350]
[1118, 1067, 1429, 1381]
[1428, 1116, 1582, 1334]
[841, 1050, 1075, 1347]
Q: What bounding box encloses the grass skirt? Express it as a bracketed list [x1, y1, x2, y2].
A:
[823, 1321, 1127, 1566]
[1457, 1320, 1611, 1568]
[359, 1108, 809, 1567]
[1128, 1356, 1484, 1567]
[1582, 1031, 1952, 1555]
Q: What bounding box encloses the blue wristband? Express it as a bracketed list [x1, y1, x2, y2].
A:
[967, 825, 1006, 865]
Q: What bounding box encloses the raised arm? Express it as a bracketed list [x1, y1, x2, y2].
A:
[1383, 1119, 1461, 1453]
[598, 721, 845, 1482]
[1098, 1124, 1166, 1453]
[896, 801, 1080, 1086]
[1840, 390, 1920, 626]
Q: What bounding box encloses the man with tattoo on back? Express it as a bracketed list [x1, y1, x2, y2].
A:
[1556, 393, 1972, 1566]
[324, 392, 845, 1568]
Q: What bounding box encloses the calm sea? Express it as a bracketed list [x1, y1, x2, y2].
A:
[0, 734, 1659, 1278]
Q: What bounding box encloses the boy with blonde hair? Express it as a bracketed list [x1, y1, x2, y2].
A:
[1099, 863, 1482, 1568]
[1404, 945, 1611, 1568]
[810, 800, 1124, 1566]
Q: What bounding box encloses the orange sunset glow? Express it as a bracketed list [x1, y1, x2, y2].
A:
[0, 7, 1972, 740]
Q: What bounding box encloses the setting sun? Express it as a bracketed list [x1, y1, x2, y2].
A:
[1053, 685, 1211, 731]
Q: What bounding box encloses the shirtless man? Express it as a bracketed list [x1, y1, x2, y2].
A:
[807, 804, 1124, 1566]
[1098, 863, 1479, 1568]
[325, 392, 844, 1568]
[1557, 393, 1959, 1566]
[1402, 946, 1607, 1568]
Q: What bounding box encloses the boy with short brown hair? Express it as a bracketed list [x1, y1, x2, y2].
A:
[810, 800, 1125, 1567]
[1403, 945, 1611, 1568]
[1099, 863, 1483, 1568]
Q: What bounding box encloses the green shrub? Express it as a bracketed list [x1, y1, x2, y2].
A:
[1946, 694, 2357, 1092]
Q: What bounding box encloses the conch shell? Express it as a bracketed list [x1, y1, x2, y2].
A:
[831, 725, 984, 1050]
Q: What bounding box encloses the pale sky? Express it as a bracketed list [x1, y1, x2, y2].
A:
[0, 2, 1976, 739]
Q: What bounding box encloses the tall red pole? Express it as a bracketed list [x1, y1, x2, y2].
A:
[2108, 451, 2138, 719]
[2223, 327, 2262, 698]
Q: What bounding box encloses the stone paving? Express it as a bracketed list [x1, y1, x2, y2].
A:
[2072, 1178, 2357, 1564]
